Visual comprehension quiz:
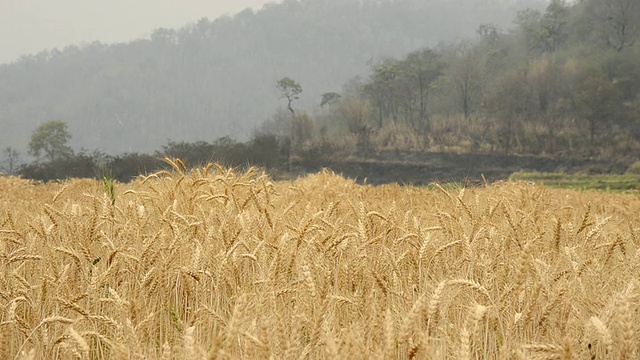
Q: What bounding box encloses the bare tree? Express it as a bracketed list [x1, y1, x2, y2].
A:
[587, 0, 640, 51]
[1, 147, 21, 175]
[451, 42, 482, 122]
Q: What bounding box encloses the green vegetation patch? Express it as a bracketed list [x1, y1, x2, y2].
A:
[510, 172, 640, 192]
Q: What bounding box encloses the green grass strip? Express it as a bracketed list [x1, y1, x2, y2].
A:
[510, 172, 640, 192]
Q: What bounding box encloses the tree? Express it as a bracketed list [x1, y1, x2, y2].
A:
[487, 70, 534, 155]
[1, 147, 20, 175]
[320, 92, 341, 108]
[574, 68, 616, 145]
[397, 49, 443, 131]
[477, 23, 501, 44]
[625, 93, 640, 140]
[276, 77, 303, 117]
[292, 112, 314, 146]
[363, 58, 401, 127]
[276, 77, 303, 171]
[340, 96, 374, 152]
[450, 42, 483, 122]
[516, 0, 569, 53]
[28, 121, 74, 162]
[585, 0, 640, 51]
[527, 56, 576, 147]
[363, 50, 442, 131]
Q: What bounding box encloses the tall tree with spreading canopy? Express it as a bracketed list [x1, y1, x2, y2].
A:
[28, 121, 74, 162]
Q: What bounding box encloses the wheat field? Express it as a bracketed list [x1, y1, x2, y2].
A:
[1, 160, 639, 359]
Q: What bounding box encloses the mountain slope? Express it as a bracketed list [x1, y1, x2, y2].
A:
[0, 0, 546, 155]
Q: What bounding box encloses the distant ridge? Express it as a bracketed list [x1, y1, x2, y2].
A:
[0, 0, 546, 156]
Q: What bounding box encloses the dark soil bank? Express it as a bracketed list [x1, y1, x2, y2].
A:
[293, 151, 631, 185]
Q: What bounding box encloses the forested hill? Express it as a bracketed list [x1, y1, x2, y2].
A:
[0, 0, 545, 155]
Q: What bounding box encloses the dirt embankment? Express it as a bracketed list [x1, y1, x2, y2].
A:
[292, 151, 631, 185]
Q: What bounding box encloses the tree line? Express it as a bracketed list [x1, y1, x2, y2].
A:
[1, 121, 292, 182]
[263, 0, 640, 159]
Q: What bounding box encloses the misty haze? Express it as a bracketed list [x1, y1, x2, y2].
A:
[1, 0, 639, 184]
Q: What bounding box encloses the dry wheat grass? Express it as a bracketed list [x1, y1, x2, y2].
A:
[1, 162, 639, 359]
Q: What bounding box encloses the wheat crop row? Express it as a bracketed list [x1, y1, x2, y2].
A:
[1, 161, 639, 359]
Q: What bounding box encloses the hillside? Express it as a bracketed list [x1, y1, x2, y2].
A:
[0, 0, 545, 156]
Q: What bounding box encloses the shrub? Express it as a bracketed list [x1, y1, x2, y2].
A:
[19, 152, 99, 182]
[109, 153, 165, 182]
[626, 161, 640, 174]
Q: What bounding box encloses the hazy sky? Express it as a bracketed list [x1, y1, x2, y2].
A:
[0, 0, 281, 65]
